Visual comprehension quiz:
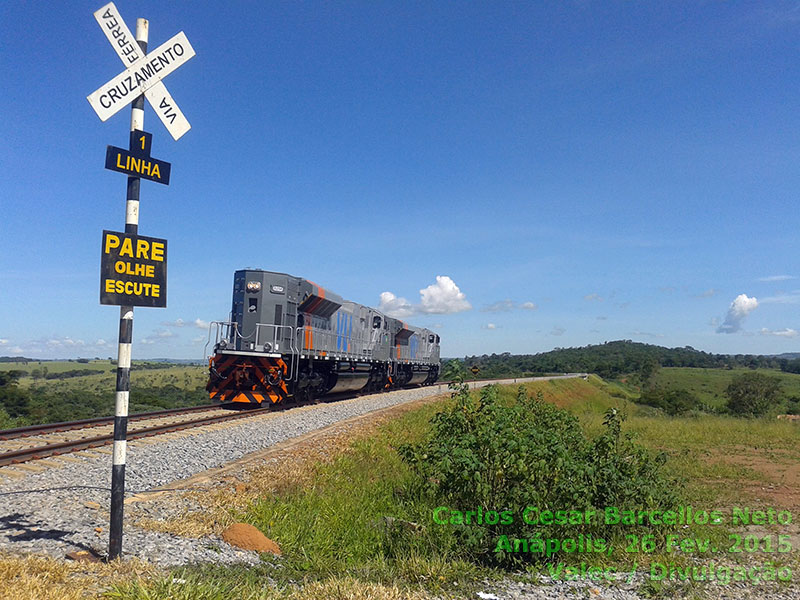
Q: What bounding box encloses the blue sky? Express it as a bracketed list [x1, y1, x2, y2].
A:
[1, 1, 799, 360]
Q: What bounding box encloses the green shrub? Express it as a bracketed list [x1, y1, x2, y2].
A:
[725, 372, 782, 416]
[400, 383, 681, 565]
[637, 388, 697, 415]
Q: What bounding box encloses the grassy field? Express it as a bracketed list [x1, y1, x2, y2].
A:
[648, 367, 800, 409]
[0, 361, 211, 428]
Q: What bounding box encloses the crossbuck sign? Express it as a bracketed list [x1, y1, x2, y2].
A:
[87, 3, 195, 140]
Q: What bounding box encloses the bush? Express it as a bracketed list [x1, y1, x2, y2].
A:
[725, 372, 782, 417]
[400, 383, 681, 565]
[637, 388, 697, 415]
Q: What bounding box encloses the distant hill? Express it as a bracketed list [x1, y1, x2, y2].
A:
[460, 340, 798, 379]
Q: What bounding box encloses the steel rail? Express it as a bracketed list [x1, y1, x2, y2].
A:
[0, 403, 225, 441]
[0, 407, 271, 467]
[0, 376, 577, 468]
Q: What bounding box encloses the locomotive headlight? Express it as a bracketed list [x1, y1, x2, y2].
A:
[246, 281, 262, 293]
[263, 342, 272, 352]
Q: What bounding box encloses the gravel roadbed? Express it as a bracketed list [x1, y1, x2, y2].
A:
[0, 378, 538, 566]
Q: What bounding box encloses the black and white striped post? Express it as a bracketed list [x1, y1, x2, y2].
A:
[108, 17, 148, 563]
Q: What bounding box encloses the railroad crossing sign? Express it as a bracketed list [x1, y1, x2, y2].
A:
[105, 130, 171, 185]
[470, 366, 480, 375]
[88, 2, 195, 140]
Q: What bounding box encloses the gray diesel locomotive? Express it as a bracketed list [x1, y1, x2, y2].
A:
[206, 269, 441, 405]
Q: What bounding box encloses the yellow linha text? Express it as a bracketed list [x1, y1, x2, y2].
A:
[116, 153, 162, 179]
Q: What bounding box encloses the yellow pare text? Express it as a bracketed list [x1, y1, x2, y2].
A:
[104, 280, 161, 297]
[104, 234, 165, 261]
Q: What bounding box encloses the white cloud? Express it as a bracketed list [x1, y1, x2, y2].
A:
[379, 276, 471, 318]
[716, 294, 758, 334]
[378, 291, 415, 318]
[520, 301, 537, 310]
[419, 276, 471, 314]
[0, 339, 8, 345]
[759, 328, 799, 338]
[95, 339, 108, 347]
[758, 275, 795, 282]
[193, 318, 209, 329]
[482, 323, 498, 330]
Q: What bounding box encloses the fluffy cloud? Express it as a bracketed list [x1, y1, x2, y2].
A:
[759, 328, 798, 338]
[482, 323, 498, 330]
[0, 339, 8, 346]
[716, 294, 758, 334]
[378, 292, 415, 319]
[419, 276, 471, 314]
[379, 276, 471, 318]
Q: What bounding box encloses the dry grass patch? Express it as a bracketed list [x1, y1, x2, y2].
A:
[0, 553, 158, 600]
[284, 576, 432, 600]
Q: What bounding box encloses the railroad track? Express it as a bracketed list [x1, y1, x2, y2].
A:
[0, 404, 270, 468]
[0, 375, 583, 470]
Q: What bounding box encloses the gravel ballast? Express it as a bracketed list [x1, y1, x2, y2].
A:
[0, 378, 537, 566]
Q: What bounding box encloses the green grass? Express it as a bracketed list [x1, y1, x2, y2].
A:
[649, 367, 800, 409]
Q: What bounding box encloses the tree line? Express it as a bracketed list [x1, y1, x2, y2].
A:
[459, 340, 796, 380]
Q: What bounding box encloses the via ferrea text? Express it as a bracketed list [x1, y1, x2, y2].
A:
[98, 6, 140, 63]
